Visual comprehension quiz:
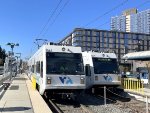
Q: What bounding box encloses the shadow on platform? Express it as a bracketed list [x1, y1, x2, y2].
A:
[0, 107, 32, 112]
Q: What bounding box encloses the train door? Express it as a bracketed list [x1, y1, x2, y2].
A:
[40, 61, 43, 78]
[39, 61, 43, 86]
[38, 61, 45, 95]
[85, 64, 92, 88]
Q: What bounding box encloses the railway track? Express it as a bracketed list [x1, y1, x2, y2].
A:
[43, 88, 150, 113]
[43, 92, 94, 113]
[93, 88, 133, 105]
[105, 88, 131, 102]
[94, 88, 150, 113]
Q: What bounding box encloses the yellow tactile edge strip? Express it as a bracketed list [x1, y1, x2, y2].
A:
[24, 74, 52, 113]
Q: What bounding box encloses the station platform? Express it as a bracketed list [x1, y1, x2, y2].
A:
[124, 87, 150, 103]
[124, 87, 150, 97]
[0, 74, 52, 113]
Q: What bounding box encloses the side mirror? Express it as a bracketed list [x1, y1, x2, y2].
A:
[85, 64, 91, 76]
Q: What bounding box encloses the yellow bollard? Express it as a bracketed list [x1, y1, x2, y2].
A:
[135, 79, 137, 91]
[139, 80, 141, 92]
[127, 79, 129, 89]
[134, 80, 136, 92]
[125, 78, 127, 89]
[133, 80, 136, 91]
[132, 80, 133, 90]
[131, 79, 133, 91]
[141, 81, 144, 95]
[124, 78, 126, 89]
[138, 80, 140, 92]
[136, 80, 138, 92]
[126, 78, 128, 89]
[137, 80, 139, 91]
[129, 79, 131, 90]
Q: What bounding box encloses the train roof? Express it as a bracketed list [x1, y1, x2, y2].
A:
[28, 44, 82, 62]
[44, 44, 82, 53]
[82, 51, 117, 59]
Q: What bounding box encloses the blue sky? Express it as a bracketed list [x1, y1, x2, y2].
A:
[0, 0, 150, 59]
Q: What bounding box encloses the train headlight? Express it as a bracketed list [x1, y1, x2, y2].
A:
[47, 77, 51, 84]
[80, 77, 85, 84]
[95, 76, 98, 81]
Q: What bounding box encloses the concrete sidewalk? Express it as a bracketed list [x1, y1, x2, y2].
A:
[125, 87, 150, 97]
[125, 87, 150, 103]
[0, 74, 52, 113]
[0, 74, 33, 113]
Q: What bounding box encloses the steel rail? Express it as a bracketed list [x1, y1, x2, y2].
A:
[44, 92, 94, 113]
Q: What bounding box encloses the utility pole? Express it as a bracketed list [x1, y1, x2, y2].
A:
[6, 43, 19, 80]
[16, 53, 21, 74]
[15, 56, 19, 75]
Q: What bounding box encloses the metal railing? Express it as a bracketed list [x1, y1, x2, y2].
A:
[121, 78, 144, 94]
[0, 75, 10, 86]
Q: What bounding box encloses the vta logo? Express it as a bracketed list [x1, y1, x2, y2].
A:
[103, 76, 112, 82]
[59, 77, 73, 84]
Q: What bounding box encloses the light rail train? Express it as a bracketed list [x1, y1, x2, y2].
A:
[28, 43, 86, 97]
[82, 51, 121, 92]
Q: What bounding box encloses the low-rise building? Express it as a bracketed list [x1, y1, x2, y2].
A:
[59, 28, 150, 71]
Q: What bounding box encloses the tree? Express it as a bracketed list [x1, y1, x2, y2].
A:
[0, 46, 6, 66]
[0, 46, 2, 58]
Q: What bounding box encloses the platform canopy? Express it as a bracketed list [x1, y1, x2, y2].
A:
[122, 51, 150, 60]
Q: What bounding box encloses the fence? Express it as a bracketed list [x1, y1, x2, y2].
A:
[121, 78, 144, 94]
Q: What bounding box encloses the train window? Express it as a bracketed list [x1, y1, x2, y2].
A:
[31, 65, 34, 73]
[46, 52, 84, 75]
[40, 61, 43, 78]
[92, 58, 119, 74]
[36, 61, 40, 73]
[34, 64, 36, 73]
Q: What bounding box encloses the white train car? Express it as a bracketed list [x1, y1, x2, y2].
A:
[28, 43, 85, 96]
[82, 51, 121, 90]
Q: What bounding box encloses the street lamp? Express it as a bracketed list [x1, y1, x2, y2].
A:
[7, 43, 19, 53]
[6, 43, 19, 80]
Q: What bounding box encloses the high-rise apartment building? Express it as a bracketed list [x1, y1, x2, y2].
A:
[111, 8, 150, 34]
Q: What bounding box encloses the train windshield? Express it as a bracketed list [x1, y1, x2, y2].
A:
[92, 58, 119, 74]
[46, 52, 84, 75]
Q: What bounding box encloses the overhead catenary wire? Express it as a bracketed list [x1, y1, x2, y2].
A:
[136, 0, 150, 8]
[34, 39, 48, 49]
[37, 0, 63, 38]
[84, 0, 128, 27]
[95, 20, 110, 29]
[96, 0, 150, 29]
[42, 0, 71, 37]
